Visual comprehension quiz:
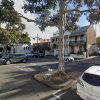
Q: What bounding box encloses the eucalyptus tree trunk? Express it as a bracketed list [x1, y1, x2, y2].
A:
[3, 45, 7, 57]
[58, 0, 65, 73]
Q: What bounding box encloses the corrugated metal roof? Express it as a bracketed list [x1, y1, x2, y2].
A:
[70, 25, 90, 36]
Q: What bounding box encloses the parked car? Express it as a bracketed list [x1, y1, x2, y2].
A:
[34, 53, 39, 57]
[6, 53, 12, 57]
[64, 55, 74, 61]
[0, 54, 28, 65]
[26, 53, 34, 57]
[0, 58, 6, 64]
[77, 66, 100, 100]
[38, 53, 45, 58]
[0, 54, 2, 58]
[57, 55, 74, 61]
[92, 51, 100, 56]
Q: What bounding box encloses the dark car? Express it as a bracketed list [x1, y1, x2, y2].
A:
[0, 54, 2, 58]
[92, 51, 100, 56]
[34, 53, 45, 58]
[38, 53, 45, 58]
[34, 53, 39, 57]
[0, 58, 6, 64]
[0, 54, 28, 65]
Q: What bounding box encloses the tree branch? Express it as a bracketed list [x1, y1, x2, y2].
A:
[65, 0, 72, 5]
[18, 13, 58, 27]
[65, 9, 100, 14]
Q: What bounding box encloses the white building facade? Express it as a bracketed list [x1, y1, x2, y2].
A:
[11, 44, 33, 54]
[51, 25, 97, 57]
[51, 30, 71, 56]
[0, 44, 33, 54]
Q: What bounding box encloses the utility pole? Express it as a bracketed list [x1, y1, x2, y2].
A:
[31, 34, 40, 52]
[37, 34, 39, 52]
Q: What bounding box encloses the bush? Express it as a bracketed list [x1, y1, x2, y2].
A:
[77, 51, 83, 55]
[70, 52, 76, 54]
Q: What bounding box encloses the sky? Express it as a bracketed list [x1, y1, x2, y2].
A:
[9, 0, 100, 43]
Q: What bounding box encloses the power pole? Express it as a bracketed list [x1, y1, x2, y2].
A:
[37, 34, 39, 52]
[30, 34, 39, 52]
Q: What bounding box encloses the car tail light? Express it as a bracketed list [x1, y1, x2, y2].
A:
[77, 79, 84, 87]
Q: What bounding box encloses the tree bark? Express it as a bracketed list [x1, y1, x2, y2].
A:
[3, 45, 7, 56]
[58, 0, 65, 73]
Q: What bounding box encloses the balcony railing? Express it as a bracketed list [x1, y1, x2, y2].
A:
[69, 40, 86, 44]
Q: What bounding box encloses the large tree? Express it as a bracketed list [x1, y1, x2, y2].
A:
[19, 0, 100, 73]
[0, 0, 30, 55]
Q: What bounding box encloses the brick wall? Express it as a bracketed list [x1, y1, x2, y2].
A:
[87, 25, 96, 45]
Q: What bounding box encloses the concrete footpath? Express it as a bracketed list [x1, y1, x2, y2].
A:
[75, 56, 97, 62]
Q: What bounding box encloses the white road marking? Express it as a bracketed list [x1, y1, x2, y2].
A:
[53, 89, 61, 99]
[14, 66, 34, 71]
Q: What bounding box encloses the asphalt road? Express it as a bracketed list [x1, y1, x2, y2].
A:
[0, 56, 100, 100]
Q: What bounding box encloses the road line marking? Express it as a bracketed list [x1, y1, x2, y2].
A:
[53, 89, 61, 99]
[14, 66, 34, 71]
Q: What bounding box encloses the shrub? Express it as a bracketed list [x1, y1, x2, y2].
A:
[77, 51, 83, 55]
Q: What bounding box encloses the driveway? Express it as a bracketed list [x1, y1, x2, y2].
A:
[0, 56, 100, 100]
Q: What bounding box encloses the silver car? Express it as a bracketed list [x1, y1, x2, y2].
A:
[0, 54, 28, 65]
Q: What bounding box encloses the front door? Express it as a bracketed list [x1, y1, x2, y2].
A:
[71, 46, 74, 53]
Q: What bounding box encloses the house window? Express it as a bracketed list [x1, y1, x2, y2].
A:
[28, 47, 29, 50]
[24, 47, 25, 50]
[75, 36, 77, 42]
[80, 36, 83, 41]
[26, 47, 27, 50]
[30, 47, 31, 50]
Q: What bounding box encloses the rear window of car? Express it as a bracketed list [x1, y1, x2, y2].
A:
[82, 73, 100, 86]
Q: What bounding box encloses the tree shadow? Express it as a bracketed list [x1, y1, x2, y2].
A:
[0, 56, 99, 100]
[0, 66, 52, 99]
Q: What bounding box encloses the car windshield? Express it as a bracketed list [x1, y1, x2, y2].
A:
[82, 73, 100, 86]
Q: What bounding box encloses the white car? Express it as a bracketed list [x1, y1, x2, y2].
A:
[77, 66, 100, 100]
[57, 55, 74, 61]
[64, 55, 74, 61]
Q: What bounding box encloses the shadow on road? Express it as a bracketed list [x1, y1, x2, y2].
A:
[0, 56, 100, 100]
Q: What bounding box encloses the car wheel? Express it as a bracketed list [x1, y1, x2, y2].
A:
[23, 59, 27, 63]
[6, 60, 11, 65]
[66, 58, 69, 61]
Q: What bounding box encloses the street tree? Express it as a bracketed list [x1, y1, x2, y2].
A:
[0, 0, 30, 55]
[19, 32, 31, 45]
[0, 28, 13, 55]
[33, 44, 50, 52]
[19, 0, 100, 74]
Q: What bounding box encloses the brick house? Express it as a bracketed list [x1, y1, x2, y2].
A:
[70, 25, 96, 55]
[33, 38, 51, 54]
[51, 25, 97, 56]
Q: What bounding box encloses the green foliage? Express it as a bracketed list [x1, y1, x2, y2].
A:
[19, 32, 31, 44]
[22, 0, 100, 31]
[33, 44, 50, 51]
[96, 37, 100, 45]
[0, 0, 30, 45]
[0, 0, 21, 26]
[77, 51, 83, 55]
[0, 28, 13, 45]
[53, 43, 57, 49]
